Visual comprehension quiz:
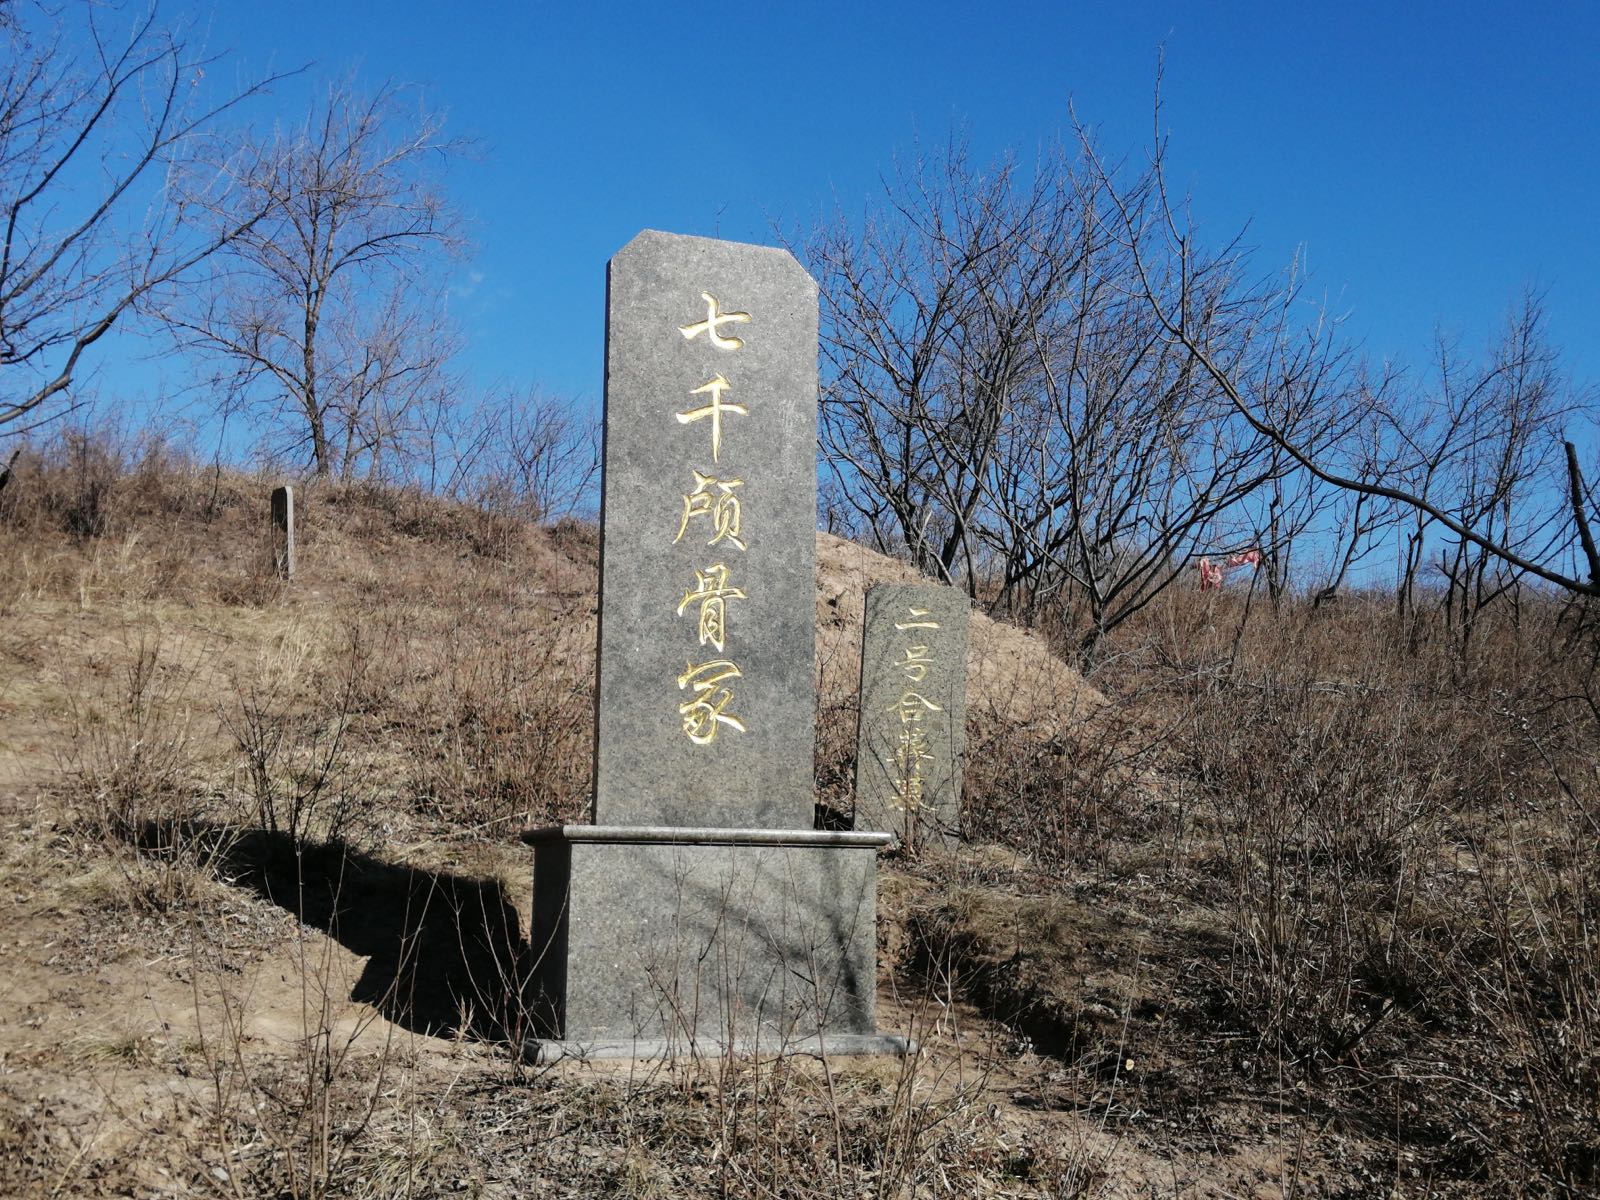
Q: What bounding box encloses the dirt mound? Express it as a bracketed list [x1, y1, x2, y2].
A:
[815, 531, 1106, 730]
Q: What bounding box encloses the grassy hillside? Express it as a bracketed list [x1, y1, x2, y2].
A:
[1, 441, 1595, 1197]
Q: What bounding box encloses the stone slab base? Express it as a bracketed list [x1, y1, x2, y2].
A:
[522, 826, 895, 1050]
[523, 1032, 915, 1065]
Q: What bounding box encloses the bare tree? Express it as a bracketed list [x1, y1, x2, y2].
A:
[165, 77, 461, 477]
[1309, 395, 1403, 610]
[326, 278, 461, 483]
[987, 198, 1355, 651]
[0, 4, 283, 432]
[806, 132, 1355, 658]
[1086, 93, 1600, 602]
[807, 137, 1083, 591]
[465, 386, 599, 522]
[1424, 297, 1575, 653]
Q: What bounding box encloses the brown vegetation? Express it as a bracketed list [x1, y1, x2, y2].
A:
[0, 441, 1596, 1196]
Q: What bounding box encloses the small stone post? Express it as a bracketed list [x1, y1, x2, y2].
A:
[270, 485, 295, 580]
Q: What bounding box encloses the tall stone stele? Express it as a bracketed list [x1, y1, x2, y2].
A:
[522, 231, 906, 1060]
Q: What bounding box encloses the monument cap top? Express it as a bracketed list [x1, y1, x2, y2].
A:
[614, 229, 815, 276]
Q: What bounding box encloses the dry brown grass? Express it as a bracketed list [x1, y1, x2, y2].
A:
[3, 436, 1598, 1196]
[907, 581, 1600, 1196]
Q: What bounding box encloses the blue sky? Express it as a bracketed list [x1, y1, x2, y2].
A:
[139, 2, 1600, 415]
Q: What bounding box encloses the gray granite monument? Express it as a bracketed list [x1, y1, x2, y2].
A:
[270, 485, 295, 580]
[523, 231, 903, 1061]
[593, 231, 817, 829]
[854, 583, 969, 850]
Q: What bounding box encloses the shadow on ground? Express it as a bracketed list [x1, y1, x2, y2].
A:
[142, 822, 532, 1042]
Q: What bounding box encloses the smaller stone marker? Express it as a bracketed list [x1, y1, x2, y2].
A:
[854, 583, 969, 849]
[269, 485, 295, 580]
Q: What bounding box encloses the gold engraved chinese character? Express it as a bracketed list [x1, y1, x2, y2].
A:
[898, 644, 934, 683]
[895, 724, 934, 770]
[891, 725, 934, 811]
[893, 774, 925, 812]
[895, 605, 940, 631]
[676, 375, 746, 463]
[677, 659, 747, 745]
[677, 563, 747, 653]
[674, 471, 747, 550]
[887, 691, 943, 724]
[678, 292, 753, 351]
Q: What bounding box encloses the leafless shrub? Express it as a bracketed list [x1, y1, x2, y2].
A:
[812, 633, 861, 829]
[64, 631, 196, 835]
[1143, 585, 1600, 1191]
[0, 429, 131, 541]
[189, 873, 412, 1200]
[398, 598, 593, 834]
[463, 386, 600, 524]
[222, 624, 376, 846]
[60, 630, 225, 910]
[1183, 662, 1455, 1062]
[934, 564, 1599, 1190]
[0, 425, 241, 617]
[961, 701, 1151, 875]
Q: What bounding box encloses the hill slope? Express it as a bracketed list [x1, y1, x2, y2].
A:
[3, 461, 1592, 1198]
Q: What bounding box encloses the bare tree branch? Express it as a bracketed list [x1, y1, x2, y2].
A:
[1, 4, 294, 429]
[163, 76, 463, 477]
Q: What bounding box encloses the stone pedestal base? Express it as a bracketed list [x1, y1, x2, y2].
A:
[521, 826, 902, 1059]
[524, 1032, 913, 1065]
